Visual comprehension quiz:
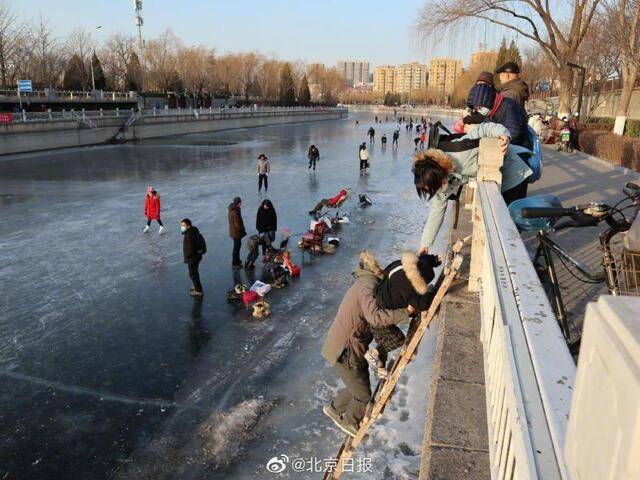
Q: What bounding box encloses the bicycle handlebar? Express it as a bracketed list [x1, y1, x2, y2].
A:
[521, 207, 573, 219]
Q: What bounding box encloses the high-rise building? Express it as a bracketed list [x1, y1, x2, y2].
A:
[393, 62, 428, 94]
[336, 60, 370, 87]
[373, 66, 395, 94]
[428, 58, 463, 97]
[470, 50, 498, 69]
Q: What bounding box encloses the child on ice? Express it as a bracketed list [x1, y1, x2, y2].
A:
[143, 187, 165, 234]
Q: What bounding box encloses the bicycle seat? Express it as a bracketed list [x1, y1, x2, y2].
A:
[509, 194, 563, 231]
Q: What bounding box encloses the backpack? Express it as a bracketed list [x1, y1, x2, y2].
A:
[527, 126, 543, 183]
[196, 231, 207, 254]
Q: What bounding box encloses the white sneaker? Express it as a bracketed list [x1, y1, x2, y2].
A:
[143, 225, 150, 233]
[158, 226, 165, 235]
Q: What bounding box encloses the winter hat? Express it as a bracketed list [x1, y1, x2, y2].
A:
[476, 71, 494, 85]
[233, 196, 242, 205]
[467, 82, 496, 110]
[463, 112, 485, 125]
[146, 186, 154, 194]
[495, 61, 520, 74]
[258, 154, 268, 159]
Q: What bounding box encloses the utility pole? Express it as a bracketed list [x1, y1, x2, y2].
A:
[567, 62, 586, 120]
[133, 0, 144, 52]
[90, 26, 102, 92]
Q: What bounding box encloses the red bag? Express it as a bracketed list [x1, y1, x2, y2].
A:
[242, 290, 261, 307]
[288, 264, 301, 277]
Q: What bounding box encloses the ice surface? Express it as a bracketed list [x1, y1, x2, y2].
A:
[0, 112, 457, 479]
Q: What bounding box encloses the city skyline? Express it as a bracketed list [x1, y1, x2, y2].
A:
[11, 0, 513, 69]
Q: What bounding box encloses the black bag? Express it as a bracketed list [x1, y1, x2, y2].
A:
[196, 232, 207, 254]
[428, 121, 479, 152]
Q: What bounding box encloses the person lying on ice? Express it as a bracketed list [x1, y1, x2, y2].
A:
[321, 251, 413, 438]
[308, 188, 351, 216]
[364, 250, 441, 379]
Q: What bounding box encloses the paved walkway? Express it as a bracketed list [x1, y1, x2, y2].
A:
[419, 207, 490, 480]
[525, 146, 640, 334]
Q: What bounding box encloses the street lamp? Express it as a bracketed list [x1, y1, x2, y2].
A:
[567, 62, 586, 120]
[90, 26, 102, 92]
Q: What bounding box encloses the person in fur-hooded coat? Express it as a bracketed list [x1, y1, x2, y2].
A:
[364, 252, 441, 377]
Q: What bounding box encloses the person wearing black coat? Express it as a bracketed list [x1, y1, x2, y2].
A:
[256, 199, 277, 255]
[181, 218, 203, 297]
[363, 252, 440, 377]
[308, 145, 320, 170]
[467, 75, 531, 149]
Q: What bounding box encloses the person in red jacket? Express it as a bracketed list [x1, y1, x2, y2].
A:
[308, 188, 351, 215]
[143, 186, 165, 234]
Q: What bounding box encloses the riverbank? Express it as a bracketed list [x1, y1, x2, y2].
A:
[0, 107, 347, 156]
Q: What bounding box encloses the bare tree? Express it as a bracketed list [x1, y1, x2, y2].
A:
[143, 29, 182, 92]
[64, 28, 95, 90]
[25, 16, 64, 88]
[418, 0, 602, 114]
[604, 0, 640, 132]
[100, 33, 136, 91]
[0, 2, 19, 88]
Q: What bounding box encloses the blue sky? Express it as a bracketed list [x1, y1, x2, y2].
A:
[13, 0, 510, 68]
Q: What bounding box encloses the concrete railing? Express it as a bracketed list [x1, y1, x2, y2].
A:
[468, 138, 577, 479]
[5, 106, 346, 124]
[565, 296, 640, 480]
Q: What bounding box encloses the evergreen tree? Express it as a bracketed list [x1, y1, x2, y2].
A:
[62, 54, 87, 91]
[126, 51, 143, 92]
[279, 63, 296, 106]
[495, 37, 509, 70]
[507, 39, 522, 67]
[298, 75, 311, 106]
[91, 52, 106, 90]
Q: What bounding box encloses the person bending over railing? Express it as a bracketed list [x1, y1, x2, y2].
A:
[415, 121, 533, 255]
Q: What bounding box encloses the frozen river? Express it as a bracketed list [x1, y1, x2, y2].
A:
[0, 112, 455, 479]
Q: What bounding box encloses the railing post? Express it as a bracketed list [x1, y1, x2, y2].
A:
[468, 137, 504, 292]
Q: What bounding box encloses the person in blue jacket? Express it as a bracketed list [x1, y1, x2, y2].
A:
[467, 72, 531, 149]
[414, 120, 532, 254]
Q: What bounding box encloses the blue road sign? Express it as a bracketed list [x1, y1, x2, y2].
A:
[17, 80, 32, 93]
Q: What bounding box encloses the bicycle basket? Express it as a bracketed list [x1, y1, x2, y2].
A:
[508, 194, 563, 231]
[610, 249, 640, 296]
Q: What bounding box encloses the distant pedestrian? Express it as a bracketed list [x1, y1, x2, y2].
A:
[355, 120, 359, 126]
[308, 145, 320, 170]
[257, 154, 270, 192]
[256, 199, 277, 255]
[392, 130, 399, 147]
[367, 127, 375, 143]
[143, 186, 165, 234]
[181, 218, 205, 297]
[359, 143, 370, 174]
[419, 131, 426, 149]
[413, 137, 420, 149]
[228, 197, 247, 268]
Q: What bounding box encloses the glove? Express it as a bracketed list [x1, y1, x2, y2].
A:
[419, 253, 442, 269]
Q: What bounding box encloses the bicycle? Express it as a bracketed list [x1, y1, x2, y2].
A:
[518, 182, 640, 346]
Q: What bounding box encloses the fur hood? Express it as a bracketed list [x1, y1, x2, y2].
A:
[413, 149, 454, 173]
[400, 252, 429, 295]
[357, 250, 385, 280]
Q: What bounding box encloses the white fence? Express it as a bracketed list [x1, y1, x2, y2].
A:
[470, 139, 577, 479]
[5, 106, 347, 124]
[564, 296, 640, 480]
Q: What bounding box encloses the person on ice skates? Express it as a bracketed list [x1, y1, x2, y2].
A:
[143, 186, 165, 234]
